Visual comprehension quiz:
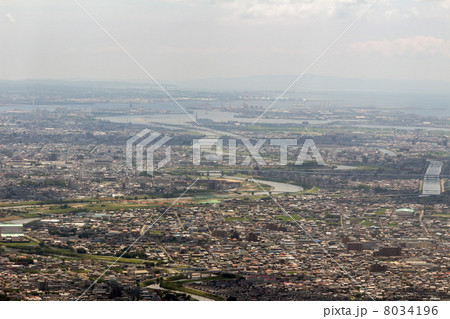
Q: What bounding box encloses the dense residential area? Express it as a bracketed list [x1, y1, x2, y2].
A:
[0, 92, 449, 301]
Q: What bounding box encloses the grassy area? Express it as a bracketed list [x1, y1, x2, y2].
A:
[181, 275, 242, 284]
[375, 208, 387, 216]
[157, 274, 242, 300]
[139, 278, 156, 287]
[0, 243, 80, 257]
[86, 254, 148, 264]
[0, 201, 41, 207]
[0, 242, 150, 264]
[302, 187, 319, 194]
[432, 214, 450, 218]
[275, 214, 302, 222]
[224, 217, 248, 222]
[0, 241, 39, 248]
[0, 198, 101, 208]
[247, 182, 272, 192]
[160, 280, 224, 301]
[362, 220, 376, 227]
[355, 166, 380, 171]
[1, 197, 165, 216]
[0, 212, 40, 222]
[42, 203, 158, 215]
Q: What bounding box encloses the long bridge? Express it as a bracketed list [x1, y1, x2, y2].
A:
[196, 169, 446, 180]
[178, 267, 241, 279]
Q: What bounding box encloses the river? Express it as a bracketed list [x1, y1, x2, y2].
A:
[3, 218, 40, 224]
[98, 109, 332, 126]
[226, 176, 303, 194]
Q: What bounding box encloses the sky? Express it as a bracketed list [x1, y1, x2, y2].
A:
[1, 0, 450, 83]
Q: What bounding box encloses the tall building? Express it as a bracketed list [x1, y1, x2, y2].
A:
[347, 242, 363, 251]
[373, 247, 402, 257]
[79, 164, 86, 179]
[370, 264, 388, 272]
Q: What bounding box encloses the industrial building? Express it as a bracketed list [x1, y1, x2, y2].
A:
[0, 224, 25, 242]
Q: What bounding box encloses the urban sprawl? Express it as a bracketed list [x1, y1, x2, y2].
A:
[0, 86, 449, 301]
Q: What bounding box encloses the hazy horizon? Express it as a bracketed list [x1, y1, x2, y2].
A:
[1, 0, 450, 83]
[2, 73, 450, 95]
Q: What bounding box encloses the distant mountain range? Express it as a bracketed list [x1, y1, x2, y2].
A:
[1, 75, 450, 110]
[174, 74, 450, 95]
[2, 75, 450, 95]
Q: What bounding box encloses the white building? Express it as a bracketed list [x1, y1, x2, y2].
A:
[0, 224, 25, 242]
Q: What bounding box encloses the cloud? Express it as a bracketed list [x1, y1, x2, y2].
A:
[5, 12, 15, 23]
[430, 0, 450, 9]
[164, 0, 450, 22]
[220, 0, 369, 21]
[348, 36, 450, 58]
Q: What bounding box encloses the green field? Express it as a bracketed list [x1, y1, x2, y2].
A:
[275, 214, 302, 222]
[0, 242, 150, 264]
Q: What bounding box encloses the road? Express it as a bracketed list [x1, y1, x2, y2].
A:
[419, 209, 429, 235]
[157, 243, 174, 262]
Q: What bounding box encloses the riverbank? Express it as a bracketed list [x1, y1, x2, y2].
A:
[226, 176, 303, 194]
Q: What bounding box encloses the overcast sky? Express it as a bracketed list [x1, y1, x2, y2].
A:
[1, 0, 450, 82]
